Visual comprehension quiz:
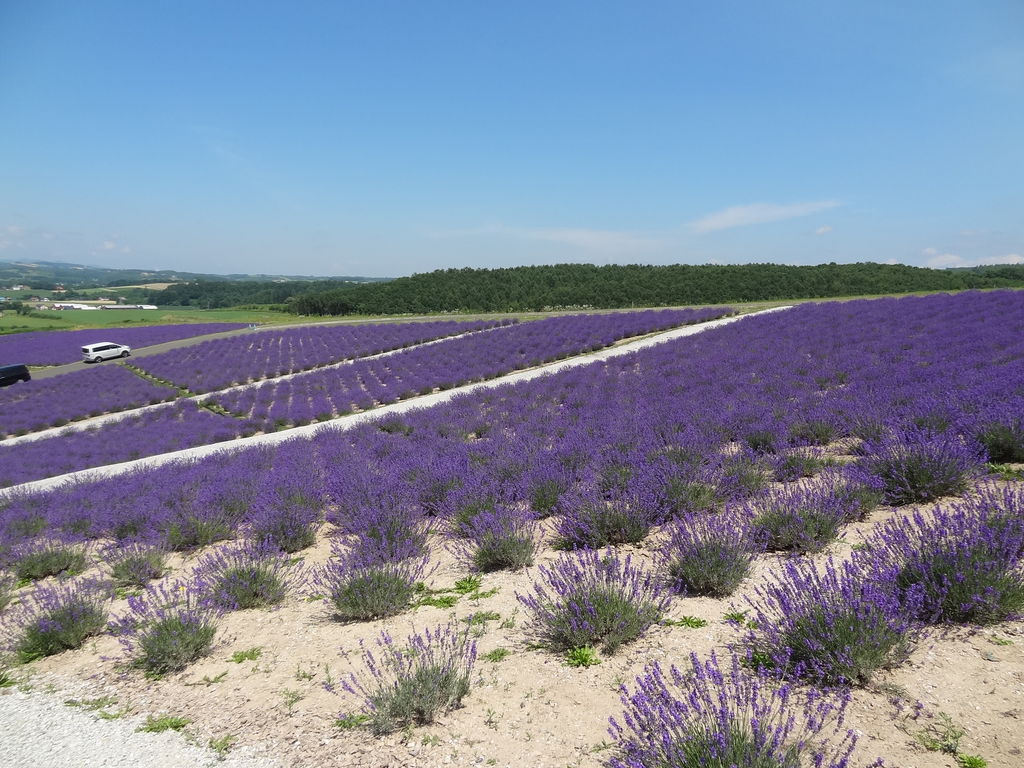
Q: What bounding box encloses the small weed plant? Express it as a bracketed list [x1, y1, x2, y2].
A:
[229, 646, 262, 663]
[138, 714, 191, 733]
[564, 646, 601, 667]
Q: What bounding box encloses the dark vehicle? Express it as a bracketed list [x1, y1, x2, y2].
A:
[0, 364, 31, 387]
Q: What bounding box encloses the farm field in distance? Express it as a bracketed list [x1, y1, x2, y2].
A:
[0, 291, 1022, 768]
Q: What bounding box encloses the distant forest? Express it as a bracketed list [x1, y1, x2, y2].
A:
[146, 280, 354, 308]
[282, 263, 1024, 315]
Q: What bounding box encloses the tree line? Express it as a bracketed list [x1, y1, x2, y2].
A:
[284, 262, 1024, 315]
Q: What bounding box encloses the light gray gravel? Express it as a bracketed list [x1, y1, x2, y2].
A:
[0, 686, 282, 768]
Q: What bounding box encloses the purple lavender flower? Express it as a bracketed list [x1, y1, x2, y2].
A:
[193, 539, 300, 611]
[448, 505, 539, 572]
[863, 488, 1024, 624]
[660, 512, 759, 597]
[339, 622, 476, 735]
[742, 557, 920, 685]
[609, 651, 862, 768]
[103, 540, 167, 588]
[311, 543, 429, 621]
[517, 549, 669, 653]
[110, 580, 221, 674]
[4, 578, 112, 662]
[851, 428, 984, 505]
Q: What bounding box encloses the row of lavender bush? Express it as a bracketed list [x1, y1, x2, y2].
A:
[0, 403, 263, 486]
[3, 478, 1018, 764]
[0, 323, 247, 366]
[0, 308, 729, 485]
[207, 307, 732, 427]
[131, 318, 510, 393]
[0, 365, 177, 438]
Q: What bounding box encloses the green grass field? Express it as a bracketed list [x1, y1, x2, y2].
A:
[0, 306, 299, 334]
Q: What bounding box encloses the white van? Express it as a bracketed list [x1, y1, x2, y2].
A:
[82, 342, 132, 362]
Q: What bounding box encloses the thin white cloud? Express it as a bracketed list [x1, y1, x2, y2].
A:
[814, 225, 833, 236]
[429, 224, 662, 253]
[980, 253, 1023, 265]
[926, 252, 966, 268]
[922, 248, 1023, 269]
[690, 200, 841, 233]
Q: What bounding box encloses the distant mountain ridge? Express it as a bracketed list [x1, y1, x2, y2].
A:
[0, 257, 389, 288]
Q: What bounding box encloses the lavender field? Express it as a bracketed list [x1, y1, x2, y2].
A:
[0, 365, 177, 437]
[0, 323, 248, 366]
[0, 308, 727, 485]
[206, 307, 728, 427]
[0, 291, 1022, 768]
[130, 318, 510, 393]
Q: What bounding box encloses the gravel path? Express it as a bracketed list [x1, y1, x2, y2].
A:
[0, 686, 282, 768]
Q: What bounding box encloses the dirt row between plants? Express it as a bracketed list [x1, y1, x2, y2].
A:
[1, 307, 789, 498]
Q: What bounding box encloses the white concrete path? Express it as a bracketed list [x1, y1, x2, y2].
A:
[2, 307, 790, 497]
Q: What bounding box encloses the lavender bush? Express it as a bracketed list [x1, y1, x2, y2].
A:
[975, 413, 1024, 463]
[247, 469, 324, 553]
[449, 505, 539, 572]
[518, 549, 669, 653]
[194, 540, 299, 610]
[104, 541, 167, 588]
[7, 579, 112, 662]
[661, 513, 758, 597]
[746, 481, 856, 555]
[11, 539, 88, 582]
[853, 428, 984, 505]
[312, 545, 428, 621]
[742, 558, 919, 685]
[111, 581, 221, 674]
[0, 571, 14, 612]
[555, 478, 665, 550]
[608, 652, 861, 768]
[864, 496, 1024, 624]
[340, 623, 476, 735]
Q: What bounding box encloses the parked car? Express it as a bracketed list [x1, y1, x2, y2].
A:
[82, 342, 132, 362]
[0, 363, 31, 387]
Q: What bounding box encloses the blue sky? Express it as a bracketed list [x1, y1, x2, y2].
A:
[1, 1, 1021, 277]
